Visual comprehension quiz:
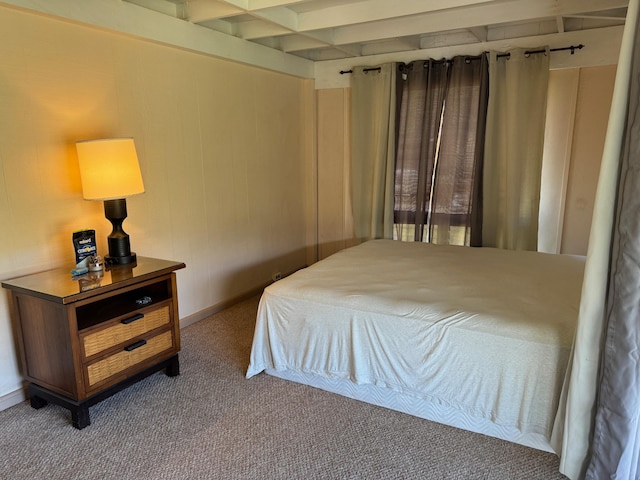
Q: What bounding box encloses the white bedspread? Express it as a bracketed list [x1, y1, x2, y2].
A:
[246, 240, 585, 445]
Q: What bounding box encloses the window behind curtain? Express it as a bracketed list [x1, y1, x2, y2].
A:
[394, 56, 489, 246]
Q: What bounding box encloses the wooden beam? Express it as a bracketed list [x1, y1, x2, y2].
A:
[186, 1, 244, 22]
[327, 0, 629, 47]
[237, 19, 291, 39]
[248, 5, 298, 31]
[125, 0, 180, 17]
[280, 35, 328, 52]
[248, 0, 308, 9]
[468, 26, 488, 42]
[297, 0, 498, 31]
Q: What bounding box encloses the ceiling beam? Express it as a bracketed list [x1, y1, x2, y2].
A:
[216, 0, 249, 9]
[193, 2, 302, 38]
[186, 1, 244, 22]
[280, 35, 328, 52]
[563, 14, 627, 20]
[327, 0, 629, 47]
[421, 30, 482, 49]
[331, 44, 362, 57]
[125, 0, 180, 17]
[361, 37, 421, 56]
[237, 19, 292, 39]
[189, 0, 313, 17]
[248, 5, 298, 31]
[468, 26, 488, 42]
[298, 0, 629, 32]
[276, 29, 336, 54]
[248, 0, 308, 9]
[297, 0, 499, 31]
[198, 17, 237, 35]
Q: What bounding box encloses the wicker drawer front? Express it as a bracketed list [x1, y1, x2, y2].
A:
[82, 305, 170, 358]
[85, 331, 174, 387]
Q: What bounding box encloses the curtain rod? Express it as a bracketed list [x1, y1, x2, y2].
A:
[496, 43, 584, 59]
[338, 44, 585, 74]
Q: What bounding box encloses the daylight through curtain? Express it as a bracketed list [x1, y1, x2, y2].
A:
[394, 56, 488, 245]
[483, 48, 550, 251]
[394, 60, 448, 242]
[432, 56, 488, 246]
[350, 64, 396, 241]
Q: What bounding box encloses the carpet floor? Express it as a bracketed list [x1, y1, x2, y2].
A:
[0, 295, 567, 479]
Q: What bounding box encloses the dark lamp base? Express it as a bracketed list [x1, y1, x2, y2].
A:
[105, 252, 137, 265]
[103, 198, 138, 267]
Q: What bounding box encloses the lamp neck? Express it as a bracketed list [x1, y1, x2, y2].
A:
[103, 198, 136, 265]
[104, 198, 128, 222]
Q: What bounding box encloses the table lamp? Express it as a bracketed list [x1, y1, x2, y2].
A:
[76, 138, 145, 265]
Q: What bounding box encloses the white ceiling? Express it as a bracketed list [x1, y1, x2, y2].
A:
[123, 0, 628, 62]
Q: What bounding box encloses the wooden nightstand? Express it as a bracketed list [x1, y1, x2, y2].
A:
[2, 257, 185, 429]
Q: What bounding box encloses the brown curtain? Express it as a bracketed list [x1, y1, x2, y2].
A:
[394, 60, 448, 242]
[394, 55, 488, 245]
[432, 57, 488, 246]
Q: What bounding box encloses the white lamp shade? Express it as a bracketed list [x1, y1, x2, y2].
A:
[76, 138, 145, 200]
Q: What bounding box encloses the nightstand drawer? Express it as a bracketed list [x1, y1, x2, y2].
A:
[85, 330, 174, 388]
[81, 305, 171, 358]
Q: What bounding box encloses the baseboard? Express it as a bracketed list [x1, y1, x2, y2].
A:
[178, 284, 267, 328]
[0, 387, 26, 411]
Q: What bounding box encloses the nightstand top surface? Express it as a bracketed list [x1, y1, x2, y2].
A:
[2, 257, 185, 304]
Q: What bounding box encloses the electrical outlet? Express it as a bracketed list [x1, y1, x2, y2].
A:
[272, 272, 282, 281]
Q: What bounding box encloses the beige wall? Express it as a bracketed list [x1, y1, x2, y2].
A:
[541, 65, 617, 255]
[539, 69, 580, 254]
[317, 65, 618, 258]
[0, 7, 314, 402]
[316, 88, 357, 260]
[561, 65, 617, 255]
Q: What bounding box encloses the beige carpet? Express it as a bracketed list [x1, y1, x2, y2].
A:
[0, 295, 567, 479]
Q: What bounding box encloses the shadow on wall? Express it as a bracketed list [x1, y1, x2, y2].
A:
[180, 247, 311, 328]
[317, 239, 360, 261]
[1, 289, 27, 385]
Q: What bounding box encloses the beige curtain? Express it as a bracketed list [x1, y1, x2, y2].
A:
[350, 64, 396, 241]
[551, 0, 640, 478]
[483, 48, 550, 250]
[587, 8, 640, 473]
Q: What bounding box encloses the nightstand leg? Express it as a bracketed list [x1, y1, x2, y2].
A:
[71, 405, 91, 430]
[29, 394, 48, 409]
[165, 354, 180, 377]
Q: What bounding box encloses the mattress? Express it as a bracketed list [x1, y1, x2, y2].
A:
[246, 239, 585, 451]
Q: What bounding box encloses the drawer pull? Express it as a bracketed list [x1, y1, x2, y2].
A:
[121, 313, 145, 325]
[124, 339, 147, 352]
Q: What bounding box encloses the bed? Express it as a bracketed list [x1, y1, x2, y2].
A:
[246, 239, 585, 452]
